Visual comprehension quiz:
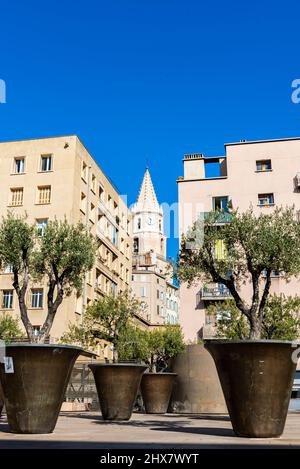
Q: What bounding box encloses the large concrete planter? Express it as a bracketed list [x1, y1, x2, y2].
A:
[205, 340, 297, 438]
[89, 363, 147, 421]
[169, 344, 227, 414]
[141, 373, 177, 414]
[0, 344, 82, 434]
[0, 381, 4, 416]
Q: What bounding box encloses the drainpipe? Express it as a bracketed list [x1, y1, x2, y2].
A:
[81, 164, 92, 325]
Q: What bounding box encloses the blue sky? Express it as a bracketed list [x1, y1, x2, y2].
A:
[1, 0, 300, 259]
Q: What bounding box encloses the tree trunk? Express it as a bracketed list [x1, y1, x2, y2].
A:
[38, 281, 64, 343]
[249, 317, 262, 340]
[112, 341, 118, 363]
[19, 297, 36, 342]
[13, 268, 36, 343]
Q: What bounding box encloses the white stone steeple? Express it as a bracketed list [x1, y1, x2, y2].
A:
[132, 167, 166, 262]
[135, 167, 161, 213]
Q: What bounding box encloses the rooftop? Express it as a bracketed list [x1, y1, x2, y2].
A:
[225, 136, 300, 146]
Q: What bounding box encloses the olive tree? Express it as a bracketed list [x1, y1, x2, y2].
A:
[177, 207, 300, 340]
[0, 313, 23, 343]
[119, 325, 185, 372]
[79, 291, 144, 362]
[0, 214, 96, 343]
[207, 295, 300, 340]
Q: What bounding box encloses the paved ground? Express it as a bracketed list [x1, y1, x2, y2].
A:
[1, 412, 300, 449]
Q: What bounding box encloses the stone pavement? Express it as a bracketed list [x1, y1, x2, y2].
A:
[1, 412, 300, 449]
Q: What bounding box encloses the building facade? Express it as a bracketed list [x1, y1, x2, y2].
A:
[131, 168, 180, 326]
[178, 137, 300, 341]
[0, 136, 132, 343]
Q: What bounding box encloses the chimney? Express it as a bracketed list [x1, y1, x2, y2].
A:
[183, 153, 205, 180]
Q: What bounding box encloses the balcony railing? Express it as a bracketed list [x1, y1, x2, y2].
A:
[133, 252, 156, 268]
[201, 284, 232, 300]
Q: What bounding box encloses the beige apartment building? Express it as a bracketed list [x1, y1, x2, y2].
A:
[178, 137, 300, 342]
[131, 168, 180, 327]
[0, 136, 132, 343]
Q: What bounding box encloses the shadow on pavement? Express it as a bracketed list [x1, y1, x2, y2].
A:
[0, 440, 300, 449]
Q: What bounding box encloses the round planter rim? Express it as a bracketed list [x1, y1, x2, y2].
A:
[143, 372, 177, 376]
[204, 339, 296, 345]
[89, 363, 148, 368]
[4, 343, 84, 351]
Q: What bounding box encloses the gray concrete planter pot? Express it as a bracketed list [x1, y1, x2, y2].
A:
[89, 363, 147, 421]
[0, 343, 83, 434]
[169, 344, 227, 414]
[205, 340, 297, 438]
[141, 373, 177, 414]
[0, 381, 4, 416]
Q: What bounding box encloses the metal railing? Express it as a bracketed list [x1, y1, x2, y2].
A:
[201, 285, 232, 300]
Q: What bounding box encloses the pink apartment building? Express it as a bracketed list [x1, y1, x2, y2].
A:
[178, 137, 300, 342]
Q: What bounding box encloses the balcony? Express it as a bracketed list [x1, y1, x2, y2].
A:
[201, 284, 232, 301]
[133, 251, 156, 268]
[96, 227, 119, 256]
[203, 211, 233, 225]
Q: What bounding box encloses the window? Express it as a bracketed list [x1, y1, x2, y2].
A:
[91, 174, 96, 193]
[80, 192, 86, 212]
[37, 186, 51, 204]
[10, 187, 23, 206]
[160, 238, 164, 253]
[14, 157, 25, 174]
[3, 265, 13, 274]
[137, 218, 141, 230]
[99, 185, 104, 202]
[111, 282, 117, 297]
[157, 305, 160, 315]
[258, 193, 274, 206]
[114, 201, 118, 215]
[81, 161, 87, 181]
[111, 225, 118, 246]
[133, 238, 139, 254]
[90, 203, 95, 223]
[31, 289, 43, 308]
[36, 219, 48, 237]
[256, 160, 272, 172]
[157, 290, 160, 299]
[141, 287, 147, 297]
[213, 196, 229, 211]
[261, 269, 280, 278]
[108, 194, 112, 211]
[159, 220, 162, 232]
[33, 326, 41, 337]
[41, 155, 52, 172]
[3, 290, 13, 309]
